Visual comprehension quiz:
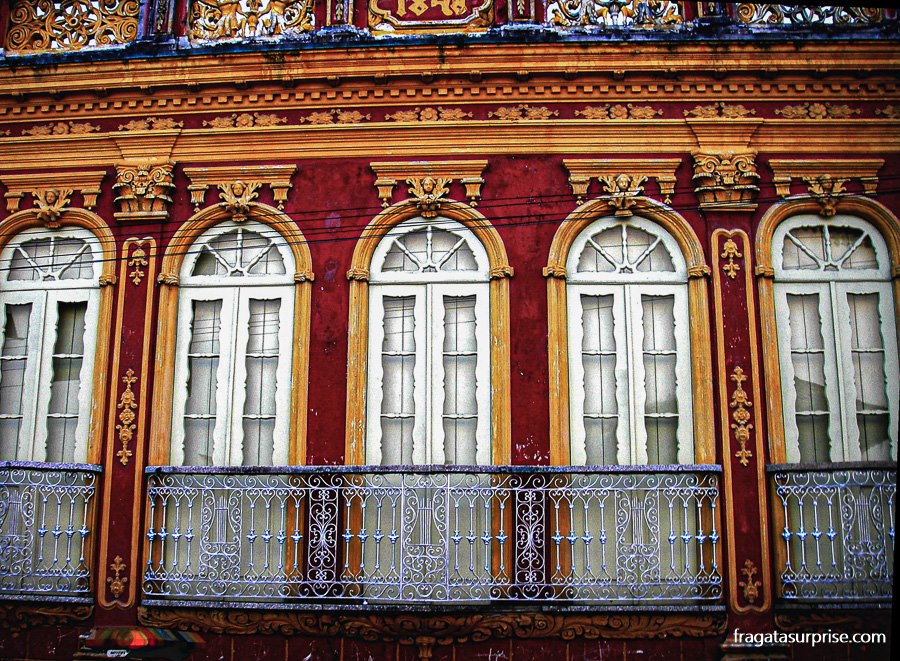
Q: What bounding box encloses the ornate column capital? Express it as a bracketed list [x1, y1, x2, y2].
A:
[114, 162, 175, 222]
[691, 150, 760, 211]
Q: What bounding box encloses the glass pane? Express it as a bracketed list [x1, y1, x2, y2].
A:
[786, 294, 831, 459]
[0, 304, 31, 459]
[577, 225, 674, 274]
[183, 300, 222, 465]
[783, 228, 825, 270]
[381, 297, 416, 465]
[832, 228, 877, 270]
[857, 414, 890, 461]
[47, 302, 87, 463]
[848, 293, 890, 461]
[584, 418, 617, 465]
[242, 300, 280, 466]
[646, 417, 678, 464]
[642, 296, 677, 415]
[382, 227, 477, 273]
[443, 296, 478, 464]
[7, 237, 92, 281]
[580, 295, 618, 464]
[191, 229, 285, 277]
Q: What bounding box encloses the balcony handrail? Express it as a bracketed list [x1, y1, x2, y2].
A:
[146, 463, 723, 476]
[0, 460, 102, 473]
[767, 461, 897, 473]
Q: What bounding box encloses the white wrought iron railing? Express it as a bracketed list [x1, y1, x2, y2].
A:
[0, 461, 100, 599]
[143, 465, 721, 606]
[769, 462, 895, 602]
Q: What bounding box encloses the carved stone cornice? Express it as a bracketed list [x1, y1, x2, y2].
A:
[0, 601, 93, 636]
[767, 159, 884, 217]
[114, 162, 175, 221]
[0, 171, 106, 215]
[562, 159, 681, 209]
[691, 150, 760, 210]
[370, 161, 488, 210]
[183, 165, 297, 213]
[139, 608, 727, 659]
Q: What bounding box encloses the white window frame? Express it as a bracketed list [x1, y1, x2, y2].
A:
[772, 215, 899, 463]
[0, 227, 101, 463]
[170, 221, 295, 467]
[365, 218, 492, 466]
[565, 216, 693, 466]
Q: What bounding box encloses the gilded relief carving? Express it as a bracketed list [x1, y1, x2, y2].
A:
[386, 107, 473, 122]
[107, 556, 128, 599]
[114, 162, 175, 217]
[767, 159, 883, 215]
[203, 112, 287, 128]
[369, 0, 493, 33]
[300, 109, 372, 124]
[116, 369, 138, 466]
[33, 189, 72, 229]
[563, 159, 680, 206]
[119, 117, 184, 131]
[22, 122, 100, 136]
[738, 559, 761, 604]
[370, 161, 488, 208]
[729, 366, 754, 467]
[0, 602, 93, 635]
[875, 105, 900, 119]
[128, 247, 148, 286]
[575, 104, 662, 119]
[775, 103, 860, 119]
[736, 4, 882, 25]
[684, 103, 756, 119]
[692, 150, 760, 209]
[5, 0, 140, 53]
[189, 0, 314, 41]
[720, 238, 742, 279]
[183, 165, 296, 211]
[546, 0, 681, 28]
[489, 105, 558, 121]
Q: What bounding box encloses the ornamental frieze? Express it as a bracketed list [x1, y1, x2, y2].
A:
[22, 122, 100, 137]
[767, 158, 883, 215]
[370, 160, 488, 209]
[546, 0, 682, 28]
[189, 0, 315, 42]
[203, 113, 287, 128]
[183, 165, 297, 212]
[736, 4, 883, 25]
[684, 103, 756, 119]
[575, 104, 661, 120]
[5, 0, 140, 53]
[563, 158, 680, 207]
[369, 0, 493, 33]
[775, 103, 860, 120]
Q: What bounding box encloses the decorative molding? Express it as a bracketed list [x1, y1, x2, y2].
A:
[183, 165, 297, 212]
[775, 102, 860, 119]
[189, 0, 314, 42]
[729, 367, 754, 467]
[562, 159, 681, 207]
[128, 247, 148, 286]
[875, 105, 900, 119]
[684, 103, 756, 119]
[774, 611, 891, 634]
[0, 602, 93, 636]
[575, 104, 662, 120]
[368, 0, 493, 33]
[5, 0, 139, 53]
[107, 555, 128, 599]
[369, 161, 488, 209]
[203, 113, 287, 128]
[346, 267, 370, 282]
[119, 117, 184, 131]
[99, 273, 118, 287]
[720, 238, 743, 279]
[386, 107, 473, 122]
[542, 265, 566, 279]
[33, 189, 72, 229]
[139, 608, 727, 657]
[21, 122, 100, 137]
[739, 559, 761, 604]
[691, 150, 760, 210]
[0, 171, 106, 214]
[300, 109, 371, 125]
[116, 369, 138, 466]
[767, 159, 883, 216]
[489, 104, 558, 121]
[114, 162, 175, 220]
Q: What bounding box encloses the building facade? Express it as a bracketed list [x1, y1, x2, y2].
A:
[0, 3, 896, 660]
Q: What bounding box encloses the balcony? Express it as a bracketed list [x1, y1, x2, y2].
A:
[143, 465, 722, 608]
[0, 461, 100, 601]
[768, 462, 895, 603]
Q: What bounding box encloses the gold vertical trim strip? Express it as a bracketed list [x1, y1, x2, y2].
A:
[98, 237, 156, 609]
[711, 228, 772, 613]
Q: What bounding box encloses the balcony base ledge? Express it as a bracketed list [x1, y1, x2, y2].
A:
[774, 606, 892, 634]
[138, 605, 728, 652]
[0, 599, 93, 637]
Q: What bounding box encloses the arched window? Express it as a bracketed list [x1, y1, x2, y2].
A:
[0, 227, 102, 462]
[771, 214, 898, 463]
[365, 217, 492, 465]
[565, 216, 693, 465]
[170, 220, 296, 466]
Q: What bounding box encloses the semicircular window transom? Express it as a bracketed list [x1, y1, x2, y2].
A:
[189, 226, 287, 279]
[780, 223, 883, 276]
[382, 225, 478, 274]
[6, 236, 95, 283]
